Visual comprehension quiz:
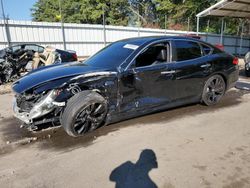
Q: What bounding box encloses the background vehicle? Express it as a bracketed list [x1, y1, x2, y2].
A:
[0, 44, 37, 84]
[244, 51, 250, 77]
[12, 36, 239, 137]
[31, 46, 77, 69]
[0, 44, 77, 84]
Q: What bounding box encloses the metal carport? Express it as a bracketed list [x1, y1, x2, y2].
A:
[196, 0, 250, 55]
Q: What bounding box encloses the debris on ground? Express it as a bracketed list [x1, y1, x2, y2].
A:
[0, 83, 12, 95]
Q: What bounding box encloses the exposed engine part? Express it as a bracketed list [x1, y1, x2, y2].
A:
[0, 49, 34, 84]
[68, 83, 81, 95]
[13, 90, 62, 124]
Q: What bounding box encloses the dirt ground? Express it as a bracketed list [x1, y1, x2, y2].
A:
[0, 63, 250, 188]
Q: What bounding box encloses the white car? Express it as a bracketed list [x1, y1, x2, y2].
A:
[245, 52, 250, 77]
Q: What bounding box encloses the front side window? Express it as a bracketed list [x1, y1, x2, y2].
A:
[10, 45, 21, 53]
[135, 43, 169, 68]
[174, 40, 202, 61]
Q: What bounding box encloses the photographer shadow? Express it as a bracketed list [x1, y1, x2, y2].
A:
[110, 149, 158, 188]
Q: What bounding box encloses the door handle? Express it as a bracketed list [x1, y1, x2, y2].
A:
[200, 64, 211, 68]
[161, 70, 176, 75]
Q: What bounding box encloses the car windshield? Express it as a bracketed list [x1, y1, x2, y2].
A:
[83, 41, 142, 69]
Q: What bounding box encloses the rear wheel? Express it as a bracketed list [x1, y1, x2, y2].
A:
[61, 91, 107, 137]
[202, 75, 226, 106]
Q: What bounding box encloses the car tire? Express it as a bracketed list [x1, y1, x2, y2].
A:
[202, 75, 226, 106]
[61, 91, 107, 137]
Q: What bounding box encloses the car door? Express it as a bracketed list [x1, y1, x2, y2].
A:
[171, 40, 212, 101]
[119, 41, 177, 113]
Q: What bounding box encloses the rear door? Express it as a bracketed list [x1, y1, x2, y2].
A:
[171, 40, 212, 101]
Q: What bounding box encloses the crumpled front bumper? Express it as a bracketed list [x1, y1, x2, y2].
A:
[13, 98, 32, 124]
[13, 90, 65, 125]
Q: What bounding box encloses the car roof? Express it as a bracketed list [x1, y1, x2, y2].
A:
[7, 44, 44, 48]
[119, 35, 202, 44]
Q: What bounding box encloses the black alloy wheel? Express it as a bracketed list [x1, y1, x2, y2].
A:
[73, 103, 106, 135]
[61, 91, 107, 137]
[202, 75, 226, 106]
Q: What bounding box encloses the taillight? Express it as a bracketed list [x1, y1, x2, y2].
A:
[72, 53, 78, 61]
[233, 57, 238, 65]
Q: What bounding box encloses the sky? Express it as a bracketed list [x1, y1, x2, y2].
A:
[0, 0, 37, 20]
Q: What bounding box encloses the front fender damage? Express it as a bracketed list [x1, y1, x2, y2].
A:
[13, 71, 118, 129]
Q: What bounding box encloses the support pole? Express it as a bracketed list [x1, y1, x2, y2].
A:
[239, 21, 244, 57]
[187, 17, 190, 32]
[1, 0, 10, 47]
[220, 18, 224, 44]
[59, 0, 66, 50]
[196, 16, 200, 36]
[102, 6, 106, 46]
[206, 19, 210, 32]
[164, 14, 167, 35]
[137, 5, 140, 37]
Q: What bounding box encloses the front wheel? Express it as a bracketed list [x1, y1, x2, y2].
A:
[61, 91, 107, 137]
[202, 75, 226, 106]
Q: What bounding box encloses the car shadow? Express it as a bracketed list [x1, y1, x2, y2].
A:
[109, 149, 158, 188]
[0, 88, 249, 154]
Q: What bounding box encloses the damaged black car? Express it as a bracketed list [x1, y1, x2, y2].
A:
[12, 36, 239, 137]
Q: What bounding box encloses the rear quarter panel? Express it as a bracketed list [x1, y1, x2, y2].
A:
[210, 52, 239, 90]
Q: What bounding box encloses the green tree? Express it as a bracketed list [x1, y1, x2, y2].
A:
[32, 0, 131, 26]
[32, 0, 242, 35]
[129, 0, 159, 27]
[155, 0, 218, 30]
[154, 0, 241, 35]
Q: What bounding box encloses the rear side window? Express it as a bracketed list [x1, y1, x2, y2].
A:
[213, 47, 223, 54]
[201, 44, 212, 55]
[174, 40, 202, 61]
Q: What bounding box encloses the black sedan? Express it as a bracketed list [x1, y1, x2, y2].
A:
[12, 36, 239, 137]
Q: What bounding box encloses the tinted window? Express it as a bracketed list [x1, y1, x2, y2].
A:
[174, 40, 202, 61]
[25, 45, 39, 51]
[84, 41, 142, 68]
[135, 43, 168, 67]
[201, 44, 212, 55]
[38, 46, 44, 53]
[213, 47, 223, 54]
[11, 45, 21, 53]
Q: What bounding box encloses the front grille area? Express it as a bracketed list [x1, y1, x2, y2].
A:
[15, 93, 40, 112]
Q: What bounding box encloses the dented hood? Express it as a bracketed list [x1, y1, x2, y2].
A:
[12, 62, 115, 93]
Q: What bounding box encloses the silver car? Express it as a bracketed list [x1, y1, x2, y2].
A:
[245, 52, 250, 77]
